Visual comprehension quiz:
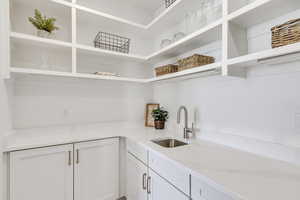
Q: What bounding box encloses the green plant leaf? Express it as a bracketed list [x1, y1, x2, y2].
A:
[28, 9, 58, 33]
[151, 107, 169, 121]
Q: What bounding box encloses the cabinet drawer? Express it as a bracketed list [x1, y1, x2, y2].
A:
[191, 176, 234, 200]
[127, 139, 148, 164]
[149, 151, 190, 195]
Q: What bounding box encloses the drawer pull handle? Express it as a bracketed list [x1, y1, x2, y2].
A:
[147, 176, 151, 194]
[68, 151, 72, 166]
[142, 173, 147, 190]
[199, 189, 202, 196]
[76, 149, 79, 164]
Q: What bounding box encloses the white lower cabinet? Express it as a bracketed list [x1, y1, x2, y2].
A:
[126, 151, 189, 200]
[74, 138, 120, 200]
[9, 144, 74, 200]
[149, 151, 190, 195]
[9, 138, 120, 200]
[191, 175, 234, 200]
[148, 170, 190, 200]
[126, 152, 148, 200]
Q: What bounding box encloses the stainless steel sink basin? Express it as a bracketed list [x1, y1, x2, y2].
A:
[152, 139, 188, 148]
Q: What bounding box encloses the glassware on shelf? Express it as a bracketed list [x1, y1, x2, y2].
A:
[184, 0, 209, 34]
[160, 39, 172, 49]
[205, 0, 222, 24]
[173, 32, 186, 42]
[196, 1, 207, 30]
[184, 12, 193, 34]
[247, 0, 256, 4]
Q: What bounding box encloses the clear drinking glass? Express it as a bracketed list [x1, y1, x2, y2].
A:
[197, 0, 207, 30]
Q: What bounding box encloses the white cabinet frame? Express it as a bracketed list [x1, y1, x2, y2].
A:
[4, 0, 300, 81]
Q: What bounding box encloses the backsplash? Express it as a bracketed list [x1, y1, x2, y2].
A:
[11, 75, 153, 129]
[153, 62, 300, 165]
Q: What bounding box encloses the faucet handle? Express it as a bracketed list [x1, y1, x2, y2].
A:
[192, 122, 194, 132]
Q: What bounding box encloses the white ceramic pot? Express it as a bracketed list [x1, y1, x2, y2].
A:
[37, 30, 54, 39]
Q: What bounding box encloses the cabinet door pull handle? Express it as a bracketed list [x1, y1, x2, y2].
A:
[147, 176, 151, 194]
[76, 149, 79, 164]
[68, 151, 72, 166]
[142, 173, 147, 190]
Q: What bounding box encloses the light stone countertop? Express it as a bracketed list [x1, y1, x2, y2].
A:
[3, 122, 300, 200]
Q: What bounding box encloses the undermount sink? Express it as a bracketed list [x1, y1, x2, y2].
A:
[152, 139, 188, 148]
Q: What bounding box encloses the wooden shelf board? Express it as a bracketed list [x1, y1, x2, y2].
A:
[228, 0, 300, 28]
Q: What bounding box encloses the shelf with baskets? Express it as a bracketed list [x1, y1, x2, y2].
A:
[5, 0, 300, 82]
[147, 19, 222, 61]
[148, 62, 222, 82]
[225, 0, 300, 72]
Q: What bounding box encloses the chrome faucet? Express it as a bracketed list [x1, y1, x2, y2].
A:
[177, 106, 194, 139]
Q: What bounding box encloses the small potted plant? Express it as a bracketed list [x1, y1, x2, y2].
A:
[28, 9, 59, 38]
[151, 107, 169, 129]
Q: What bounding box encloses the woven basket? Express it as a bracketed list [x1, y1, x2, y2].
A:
[178, 54, 215, 71]
[155, 64, 178, 76]
[271, 18, 300, 48]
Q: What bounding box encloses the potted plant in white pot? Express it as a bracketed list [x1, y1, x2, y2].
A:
[151, 107, 169, 129]
[28, 9, 59, 38]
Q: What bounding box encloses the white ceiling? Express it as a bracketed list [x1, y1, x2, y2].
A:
[77, 0, 164, 24]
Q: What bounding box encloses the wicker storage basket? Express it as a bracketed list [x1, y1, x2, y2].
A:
[155, 64, 178, 76]
[271, 18, 300, 48]
[178, 54, 215, 71]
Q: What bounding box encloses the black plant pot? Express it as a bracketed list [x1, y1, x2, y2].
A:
[154, 120, 165, 129]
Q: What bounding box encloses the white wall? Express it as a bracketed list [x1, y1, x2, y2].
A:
[11, 75, 153, 129]
[0, 80, 12, 200]
[153, 61, 300, 165]
[1, 0, 12, 199]
[151, 8, 300, 165]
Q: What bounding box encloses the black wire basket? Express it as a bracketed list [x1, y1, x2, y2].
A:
[94, 32, 130, 54]
[165, 0, 177, 8]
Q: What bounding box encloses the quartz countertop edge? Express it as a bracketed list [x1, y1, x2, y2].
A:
[3, 122, 300, 200]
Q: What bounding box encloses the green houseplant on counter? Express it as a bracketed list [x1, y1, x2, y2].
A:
[28, 9, 59, 38]
[151, 107, 169, 129]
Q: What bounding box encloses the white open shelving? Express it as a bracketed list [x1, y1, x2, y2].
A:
[51, 0, 200, 30]
[10, 32, 73, 48]
[148, 62, 222, 82]
[10, 67, 148, 83]
[227, 42, 300, 67]
[6, 0, 300, 83]
[228, 0, 300, 28]
[147, 19, 222, 61]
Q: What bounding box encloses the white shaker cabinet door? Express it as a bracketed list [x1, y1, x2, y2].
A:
[126, 152, 148, 200]
[10, 144, 74, 200]
[74, 138, 120, 200]
[148, 169, 190, 200]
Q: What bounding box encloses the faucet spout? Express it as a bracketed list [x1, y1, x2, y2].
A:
[177, 106, 188, 128]
[177, 106, 193, 139]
